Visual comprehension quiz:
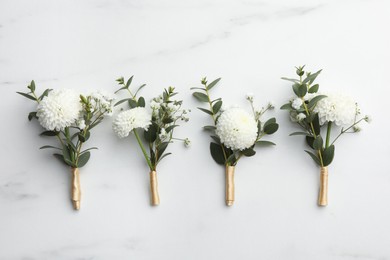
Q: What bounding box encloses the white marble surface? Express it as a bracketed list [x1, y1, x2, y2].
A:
[1, 0, 390, 259]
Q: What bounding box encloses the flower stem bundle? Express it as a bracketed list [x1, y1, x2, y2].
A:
[281, 66, 370, 206]
[113, 76, 190, 206]
[18, 81, 114, 210]
[192, 77, 278, 206]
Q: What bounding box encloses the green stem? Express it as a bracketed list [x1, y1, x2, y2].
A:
[133, 129, 153, 170]
[330, 118, 365, 146]
[325, 122, 332, 148]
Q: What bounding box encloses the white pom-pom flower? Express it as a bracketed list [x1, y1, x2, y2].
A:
[314, 93, 357, 126]
[215, 107, 258, 151]
[37, 89, 82, 131]
[113, 107, 152, 138]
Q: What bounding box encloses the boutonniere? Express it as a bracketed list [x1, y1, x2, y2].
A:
[281, 66, 370, 206]
[18, 81, 114, 210]
[192, 78, 278, 206]
[112, 76, 190, 206]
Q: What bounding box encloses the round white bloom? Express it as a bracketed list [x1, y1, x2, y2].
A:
[184, 138, 191, 148]
[215, 107, 258, 151]
[113, 107, 151, 138]
[37, 89, 82, 131]
[314, 93, 357, 126]
[292, 98, 303, 110]
[296, 113, 306, 121]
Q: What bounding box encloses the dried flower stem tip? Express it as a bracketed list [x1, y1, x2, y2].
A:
[150, 171, 160, 206]
[71, 168, 81, 210]
[318, 167, 328, 206]
[225, 166, 235, 206]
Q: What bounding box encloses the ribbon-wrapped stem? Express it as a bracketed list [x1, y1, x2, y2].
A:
[225, 165, 235, 206]
[149, 171, 160, 206]
[71, 167, 81, 210]
[318, 167, 328, 206]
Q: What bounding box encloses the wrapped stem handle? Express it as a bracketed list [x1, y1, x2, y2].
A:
[71, 167, 81, 210]
[225, 165, 235, 206]
[318, 167, 328, 206]
[150, 171, 160, 206]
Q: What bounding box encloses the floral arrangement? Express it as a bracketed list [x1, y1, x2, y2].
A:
[192, 77, 278, 206]
[112, 76, 190, 206]
[18, 81, 114, 210]
[281, 66, 370, 206]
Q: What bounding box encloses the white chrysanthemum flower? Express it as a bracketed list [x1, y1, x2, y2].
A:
[296, 113, 306, 121]
[292, 98, 303, 110]
[184, 138, 191, 148]
[37, 89, 82, 131]
[314, 93, 357, 126]
[113, 107, 151, 138]
[215, 107, 258, 151]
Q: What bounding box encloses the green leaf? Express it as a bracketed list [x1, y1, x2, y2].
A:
[212, 100, 222, 114]
[114, 98, 132, 106]
[128, 99, 138, 108]
[53, 153, 67, 166]
[322, 145, 335, 166]
[264, 123, 279, 135]
[256, 140, 276, 146]
[166, 125, 178, 133]
[162, 117, 174, 124]
[313, 136, 323, 150]
[40, 130, 58, 136]
[242, 148, 256, 157]
[192, 92, 209, 102]
[189, 87, 206, 91]
[302, 69, 322, 85]
[77, 151, 90, 168]
[135, 84, 146, 96]
[80, 147, 98, 154]
[16, 92, 36, 101]
[308, 84, 319, 93]
[281, 77, 299, 83]
[210, 142, 225, 165]
[207, 78, 221, 90]
[62, 146, 74, 167]
[78, 131, 90, 143]
[38, 89, 52, 101]
[125, 76, 133, 88]
[150, 148, 156, 166]
[157, 152, 172, 163]
[263, 118, 276, 128]
[40, 145, 61, 150]
[28, 112, 37, 121]
[306, 136, 315, 149]
[305, 150, 321, 166]
[280, 103, 292, 110]
[308, 95, 327, 109]
[312, 114, 321, 135]
[210, 135, 220, 144]
[157, 142, 169, 158]
[289, 132, 310, 136]
[29, 80, 36, 92]
[138, 97, 145, 107]
[203, 125, 216, 131]
[144, 123, 157, 143]
[197, 107, 213, 115]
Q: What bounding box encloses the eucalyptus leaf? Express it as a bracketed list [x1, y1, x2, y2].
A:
[40, 145, 61, 150]
[40, 130, 58, 136]
[303, 69, 322, 85]
[289, 132, 309, 136]
[157, 142, 169, 158]
[134, 84, 146, 96]
[77, 151, 90, 168]
[125, 76, 133, 88]
[210, 135, 220, 144]
[157, 152, 172, 163]
[16, 92, 36, 101]
[212, 100, 222, 114]
[210, 142, 225, 165]
[166, 125, 178, 133]
[305, 150, 321, 166]
[128, 99, 138, 108]
[242, 148, 256, 157]
[313, 136, 323, 150]
[192, 92, 209, 102]
[308, 95, 327, 109]
[138, 97, 146, 107]
[256, 140, 276, 146]
[29, 80, 36, 92]
[264, 123, 279, 135]
[28, 112, 37, 121]
[308, 84, 319, 93]
[115, 98, 132, 107]
[144, 123, 158, 143]
[280, 103, 292, 110]
[322, 145, 335, 166]
[207, 78, 221, 90]
[197, 107, 213, 115]
[203, 125, 216, 131]
[281, 77, 299, 83]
